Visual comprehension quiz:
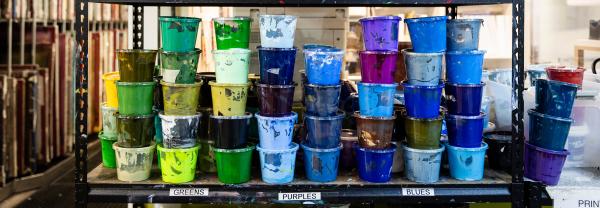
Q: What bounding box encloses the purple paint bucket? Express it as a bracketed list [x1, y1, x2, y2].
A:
[359, 16, 402, 51]
[524, 142, 569, 186]
[359, 51, 398, 84]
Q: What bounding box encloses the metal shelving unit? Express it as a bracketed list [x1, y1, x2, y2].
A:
[74, 0, 527, 207]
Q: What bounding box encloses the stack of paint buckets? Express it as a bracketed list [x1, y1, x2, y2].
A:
[254, 14, 300, 184]
[99, 72, 119, 170]
[355, 16, 401, 183]
[156, 16, 202, 183]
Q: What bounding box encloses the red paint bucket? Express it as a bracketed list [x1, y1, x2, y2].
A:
[545, 66, 585, 88]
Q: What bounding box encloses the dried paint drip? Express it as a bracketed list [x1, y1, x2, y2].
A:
[160, 49, 201, 84]
[259, 15, 297, 48]
[302, 143, 342, 182]
[354, 113, 395, 150]
[446, 19, 483, 51]
[303, 47, 344, 86]
[213, 17, 251, 50]
[255, 112, 297, 150]
[257, 143, 299, 184]
[359, 16, 401, 51]
[357, 82, 398, 117]
[209, 81, 249, 116]
[113, 142, 155, 182]
[159, 113, 201, 149]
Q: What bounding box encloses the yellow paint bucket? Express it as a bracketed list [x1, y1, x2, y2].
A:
[102, 72, 120, 108]
[209, 81, 250, 116]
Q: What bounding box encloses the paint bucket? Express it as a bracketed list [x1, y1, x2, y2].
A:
[535, 79, 578, 118]
[446, 50, 486, 84]
[446, 19, 483, 51]
[403, 143, 444, 183]
[257, 143, 299, 184]
[528, 109, 573, 151]
[481, 96, 492, 129]
[354, 112, 395, 149]
[256, 83, 295, 117]
[159, 112, 201, 149]
[101, 103, 118, 137]
[402, 81, 444, 119]
[545, 66, 585, 88]
[197, 107, 212, 139]
[405, 16, 447, 53]
[391, 142, 404, 173]
[102, 72, 120, 108]
[405, 115, 443, 149]
[304, 111, 344, 149]
[446, 113, 485, 148]
[154, 77, 164, 110]
[304, 84, 341, 117]
[357, 82, 398, 117]
[116, 49, 157, 82]
[255, 112, 297, 150]
[304, 47, 344, 85]
[116, 82, 155, 115]
[258, 15, 297, 48]
[444, 82, 485, 116]
[402, 49, 444, 86]
[162, 81, 202, 115]
[210, 113, 252, 149]
[213, 145, 255, 184]
[198, 139, 216, 173]
[209, 81, 250, 116]
[213, 17, 251, 49]
[524, 142, 569, 186]
[160, 49, 201, 84]
[213, 49, 251, 84]
[393, 105, 407, 142]
[99, 132, 117, 168]
[359, 51, 398, 84]
[153, 111, 163, 143]
[340, 129, 358, 170]
[159, 16, 201, 52]
[527, 69, 547, 87]
[157, 144, 199, 183]
[116, 114, 154, 148]
[258, 46, 297, 85]
[301, 143, 342, 182]
[113, 142, 155, 182]
[446, 142, 488, 181]
[197, 72, 216, 108]
[359, 16, 402, 51]
[354, 142, 397, 183]
[484, 132, 512, 172]
[303, 44, 335, 50]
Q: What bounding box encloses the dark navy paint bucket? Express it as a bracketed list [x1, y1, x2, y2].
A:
[444, 82, 485, 116]
[446, 113, 485, 148]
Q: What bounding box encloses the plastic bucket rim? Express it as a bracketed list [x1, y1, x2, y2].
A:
[357, 81, 399, 88]
[157, 144, 200, 152]
[161, 80, 203, 87]
[102, 71, 120, 81]
[359, 50, 398, 55]
[213, 16, 252, 21]
[445, 112, 486, 119]
[159, 16, 201, 23]
[257, 46, 298, 52]
[158, 112, 202, 120]
[359, 15, 402, 22]
[113, 141, 156, 152]
[402, 81, 444, 89]
[353, 111, 396, 120]
[115, 113, 154, 119]
[255, 82, 297, 89]
[257, 142, 300, 153]
[545, 66, 585, 73]
[255, 111, 298, 121]
[209, 112, 253, 119]
[447, 18, 484, 24]
[160, 48, 202, 55]
[535, 78, 580, 89]
[304, 111, 345, 120]
[259, 14, 297, 18]
[303, 44, 335, 49]
[212, 144, 256, 153]
[445, 82, 486, 87]
[445, 142, 489, 152]
[115, 49, 158, 54]
[405, 16, 448, 23]
[198, 139, 215, 144]
[99, 131, 117, 141]
[525, 142, 569, 156]
[401, 142, 445, 153]
[116, 81, 156, 86]
[100, 102, 118, 111]
[303, 47, 344, 55]
[483, 131, 512, 142]
[527, 109, 573, 123]
[212, 48, 252, 55]
[404, 114, 443, 122]
[208, 81, 251, 87]
[401, 48, 445, 56]
[353, 142, 397, 153]
[301, 142, 343, 153]
[304, 83, 342, 88]
[446, 50, 487, 55]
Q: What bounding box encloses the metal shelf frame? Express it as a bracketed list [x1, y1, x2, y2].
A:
[74, 0, 528, 207]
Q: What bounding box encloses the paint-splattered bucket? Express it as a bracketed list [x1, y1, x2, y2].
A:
[405, 16, 447, 53]
[527, 69, 548, 87]
[116, 113, 154, 148]
[213, 49, 251, 84]
[535, 79, 578, 118]
[484, 132, 512, 172]
[354, 112, 395, 149]
[446, 50, 486, 84]
[340, 129, 358, 170]
[444, 82, 485, 116]
[354, 142, 397, 183]
[159, 112, 201, 148]
[157, 144, 199, 183]
[304, 111, 344, 149]
[357, 82, 398, 117]
[391, 142, 404, 173]
[213, 17, 251, 49]
[303, 44, 335, 50]
[359, 51, 398, 84]
[209, 81, 250, 116]
[213, 145, 255, 184]
[524, 142, 569, 186]
[256, 83, 295, 117]
[402, 81, 444, 119]
[113, 142, 155, 182]
[545, 66, 585, 88]
[99, 132, 117, 168]
[116, 49, 157, 82]
[257, 143, 299, 184]
[360, 16, 401, 51]
[116, 81, 155, 115]
[162, 81, 202, 115]
[304, 84, 341, 117]
[402, 49, 444, 86]
[302, 143, 342, 182]
[446, 113, 485, 148]
[159, 16, 201, 52]
[446, 19, 483, 51]
[101, 103, 118, 137]
[210, 113, 252, 149]
[198, 139, 216, 173]
[403, 143, 444, 183]
[405, 115, 443, 149]
[258, 46, 297, 85]
[102, 72, 120, 108]
[160, 49, 201, 84]
[255, 112, 297, 150]
[259, 15, 297, 48]
[528, 109, 573, 151]
[153, 111, 163, 143]
[304, 47, 344, 85]
[446, 142, 488, 181]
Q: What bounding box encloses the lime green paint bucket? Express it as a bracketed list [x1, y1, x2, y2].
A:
[213, 49, 251, 84]
[213, 145, 254, 184]
[160, 49, 201, 84]
[157, 144, 199, 183]
[213, 17, 251, 49]
[159, 16, 201, 52]
[209, 81, 250, 116]
[116, 81, 155, 116]
[162, 81, 202, 115]
[99, 132, 117, 169]
[116, 49, 157, 82]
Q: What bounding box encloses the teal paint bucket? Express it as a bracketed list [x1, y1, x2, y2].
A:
[446, 142, 488, 181]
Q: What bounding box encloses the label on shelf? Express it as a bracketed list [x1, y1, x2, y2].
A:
[402, 188, 435, 196]
[552, 189, 600, 208]
[278, 192, 321, 201]
[169, 188, 209, 197]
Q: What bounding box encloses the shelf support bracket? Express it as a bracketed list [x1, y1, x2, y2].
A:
[512, 0, 525, 207]
[74, 0, 89, 207]
[133, 5, 144, 49]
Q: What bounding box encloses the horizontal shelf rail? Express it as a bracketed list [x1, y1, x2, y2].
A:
[88, 0, 512, 7]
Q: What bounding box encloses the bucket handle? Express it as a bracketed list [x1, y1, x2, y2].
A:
[592, 58, 600, 74]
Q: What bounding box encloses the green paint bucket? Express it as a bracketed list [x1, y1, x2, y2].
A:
[198, 139, 217, 173]
[160, 49, 201, 84]
[213, 145, 254, 184]
[116, 49, 157, 82]
[116, 113, 154, 148]
[113, 142, 155, 182]
[159, 16, 201, 52]
[405, 115, 443, 149]
[116, 81, 155, 116]
[99, 131, 117, 169]
[157, 144, 199, 183]
[162, 81, 203, 115]
[101, 103, 118, 137]
[209, 81, 250, 116]
[213, 49, 251, 84]
[213, 17, 251, 49]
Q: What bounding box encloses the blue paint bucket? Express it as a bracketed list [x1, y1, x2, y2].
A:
[302, 143, 342, 182]
[535, 79, 578, 118]
[446, 113, 485, 148]
[403, 143, 444, 183]
[402, 81, 444, 119]
[357, 82, 398, 117]
[304, 47, 344, 86]
[354, 142, 397, 183]
[304, 111, 344, 149]
[402, 49, 444, 86]
[527, 68, 548, 87]
[446, 50, 486, 84]
[255, 112, 298, 150]
[405, 16, 447, 53]
[444, 82, 485, 116]
[304, 84, 341, 117]
[258, 46, 297, 85]
[257, 143, 299, 184]
[446, 19, 483, 51]
[446, 142, 488, 181]
[528, 109, 573, 151]
[303, 44, 335, 50]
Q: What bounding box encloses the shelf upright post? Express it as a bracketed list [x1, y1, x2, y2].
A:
[511, 0, 525, 207]
[132, 5, 144, 49]
[74, 0, 90, 207]
[445, 6, 458, 19]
